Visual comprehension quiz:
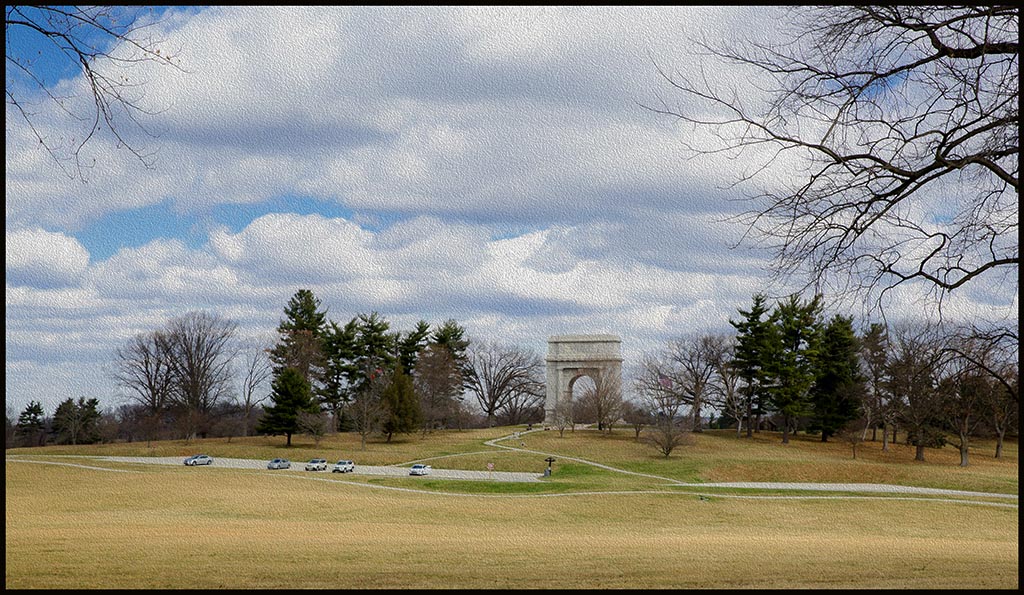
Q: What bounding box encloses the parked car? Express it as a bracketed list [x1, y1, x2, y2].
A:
[409, 464, 431, 476]
[332, 460, 355, 473]
[267, 458, 291, 470]
[183, 454, 213, 466]
[305, 458, 327, 471]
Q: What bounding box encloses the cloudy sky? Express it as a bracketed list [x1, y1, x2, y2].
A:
[6, 6, 1017, 416]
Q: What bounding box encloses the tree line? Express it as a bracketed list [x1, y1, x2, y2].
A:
[6, 289, 549, 449]
[623, 294, 1018, 464]
[7, 290, 1017, 465]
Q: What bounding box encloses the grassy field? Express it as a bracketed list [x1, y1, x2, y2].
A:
[5, 427, 1018, 588]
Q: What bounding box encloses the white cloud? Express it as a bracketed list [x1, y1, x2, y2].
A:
[6, 228, 90, 288]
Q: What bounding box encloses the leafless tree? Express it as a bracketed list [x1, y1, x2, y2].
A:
[350, 370, 386, 450]
[646, 416, 693, 458]
[986, 362, 1018, 459]
[111, 329, 174, 445]
[705, 337, 747, 438]
[498, 385, 545, 427]
[297, 410, 329, 447]
[886, 324, 946, 462]
[413, 344, 464, 433]
[160, 311, 239, 441]
[837, 415, 869, 459]
[6, 6, 184, 179]
[669, 334, 730, 432]
[236, 342, 272, 437]
[649, 6, 1018, 311]
[465, 340, 544, 427]
[620, 399, 652, 440]
[633, 352, 687, 421]
[551, 397, 574, 438]
[575, 368, 623, 433]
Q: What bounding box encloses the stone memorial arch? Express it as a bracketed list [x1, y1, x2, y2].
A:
[543, 334, 622, 425]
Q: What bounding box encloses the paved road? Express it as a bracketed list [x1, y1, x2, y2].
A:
[10, 455, 544, 483]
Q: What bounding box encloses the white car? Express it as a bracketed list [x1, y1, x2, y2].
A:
[332, 460, 355, 473]
[305, 458, 327, 471]
[184, 454, 213, 466]
[267, 458, 291, 470]
[409, 464, 431, 476]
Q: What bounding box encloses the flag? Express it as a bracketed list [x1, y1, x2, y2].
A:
[658, 372, 673, 390]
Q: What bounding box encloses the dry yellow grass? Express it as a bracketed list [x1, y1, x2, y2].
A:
[5, 452, 1018, 589]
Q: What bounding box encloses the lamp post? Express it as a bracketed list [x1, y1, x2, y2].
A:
[544, 457, 556, 476]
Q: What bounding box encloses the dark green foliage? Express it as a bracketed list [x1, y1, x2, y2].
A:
[809, 315, 865, 441]
[398, 320, 431, 372]
[353, 312, 396, 389]
[51, 397, 102, 445]
[729, 294, 775, 437]
[278, 289, 328, 334]
[16, 400, 47, 446]
[256, 367, 317, 446]
[764, 294, 822, 443]
[269, 289, 328, 382]
[320, 319, 360, 430]
[381, 364, 422, 442]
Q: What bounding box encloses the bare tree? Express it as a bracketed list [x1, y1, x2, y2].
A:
[350, 369, 386, 450]
[160, 311, 239, 441]
[465, 340, 544, 427]
[111, 329, 173, 446]
[886, 324, 946, 462]
[551, 396, 574, 438]
[705, 337, 747, 438]
[297, 410, 329, 447]
[6, 6, 184, 179]
[650, 6, 1018, 310]
[413, 343, 464, 433]
[633, 352, 687, 421]
[237, 342, 273, 437]
[620, 398, 652, 440]
[575, 368, 623, 433]
[837, 415, 869, 459]
[669, 334, 729, 432]
[646, 416, 693, 458]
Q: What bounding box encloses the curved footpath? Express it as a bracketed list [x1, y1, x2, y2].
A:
[484, 429, 1018, 503]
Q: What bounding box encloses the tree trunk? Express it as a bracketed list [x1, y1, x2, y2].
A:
[781, 415, 790, 444]
[881, 421, 890, 452]
[915, 444, 925, 461]
[959, 442, 969, 467]
[286, 432, 292, 446]
[871, 425, 877, 441]
[995, 429, 1004, 458]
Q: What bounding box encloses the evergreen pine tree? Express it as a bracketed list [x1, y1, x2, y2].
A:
[729, 294, 775, 437]
[16, 400, 46, 447]
[381, 363, 422, 442]
[810, 315, 865, 441]
[765, 294, 823, 444]
[256, 367, 317, 446]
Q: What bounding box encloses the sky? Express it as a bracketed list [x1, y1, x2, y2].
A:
[6, 6, 1018, 416]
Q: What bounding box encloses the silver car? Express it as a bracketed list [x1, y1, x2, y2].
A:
[267, 458, 291, 470]
[409, 464, 431, 476]
[305, 458, 327, 471]
[184, 454, 213, 466]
